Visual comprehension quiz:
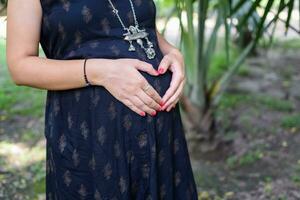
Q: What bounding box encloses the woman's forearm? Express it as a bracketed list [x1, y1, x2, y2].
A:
[155, 28, 179, 56]
[7, 56, 109, 90]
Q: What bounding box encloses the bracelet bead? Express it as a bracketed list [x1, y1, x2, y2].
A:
[83, 58, 91, 86]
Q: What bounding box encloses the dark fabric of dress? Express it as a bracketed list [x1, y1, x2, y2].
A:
[39, 0, 199, 199]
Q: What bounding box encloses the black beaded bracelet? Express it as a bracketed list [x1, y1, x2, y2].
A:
[83, 58, 91, 86]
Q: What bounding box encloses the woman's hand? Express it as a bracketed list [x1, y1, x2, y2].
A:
[157, 48, 186, 112]
[88, 58, 163, 117]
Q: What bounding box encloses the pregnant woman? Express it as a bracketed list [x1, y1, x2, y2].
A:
[6, 0, 198, 199]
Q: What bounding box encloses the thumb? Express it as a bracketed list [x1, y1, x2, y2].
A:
[157, 56, 171, 74]
[134, 60, 159, 76]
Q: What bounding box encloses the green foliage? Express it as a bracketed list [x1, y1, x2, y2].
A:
[170, 0, 300, 127]
[218, 93, 293, 112]
[226, 149, 264, 168]
[281, 114, 300, 129]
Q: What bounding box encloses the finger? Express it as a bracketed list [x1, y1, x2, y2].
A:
[162, 80, 184, 111]
[132, 94, 157, 116]
[166, 99, 179, 112]
[161, 71, 183, 105]
[123, 98, 146, 117]
[157, 55, 172, 74]
[134, 60, 159, 76]
[137, 89, 161, 112]
[141, 80, 164, 106]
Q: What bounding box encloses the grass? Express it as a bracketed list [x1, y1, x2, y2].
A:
[281, 114, 300, 129]
[208, 43, 248, 82]
[272, 38, 300, 50]
[218, 93, 294, 112]
[0, 37, 46, 118]
[226, 149, 264, 168]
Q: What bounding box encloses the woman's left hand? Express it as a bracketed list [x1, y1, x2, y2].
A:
[157, 48, 186, 112]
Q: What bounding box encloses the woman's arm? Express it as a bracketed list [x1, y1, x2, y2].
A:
[6, 0, 163, 116]
[155, 28, 181, 56]
[6, 0, 109, 90]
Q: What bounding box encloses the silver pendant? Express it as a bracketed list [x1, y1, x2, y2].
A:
[123, 25, 156, 59]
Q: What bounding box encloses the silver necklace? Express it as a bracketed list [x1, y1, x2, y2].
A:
[106, 0, 156, 59]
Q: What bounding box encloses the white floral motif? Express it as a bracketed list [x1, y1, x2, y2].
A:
[110, 44, 120, 56]
[53, 98, 60, 116]
[108, 101, 117, 120]
[147, 115, 153, 123]
[78, 184, 87, 199]
[46, 159, 52, 174]
[137, 132, 147, 148]
[58, 133, 66, 153]
[100, 17, 111, 35]
[156, 116, 164, 133]
[74, 30, 82, 45]
[89, 41, 99, 49]
[43, 16, 50, 30]
[119, 176, 127, 193]
[63, 170, 72, 186]
[60, 0, 70, 11]
[151, 144, 156, 159]
[72, 149, 80, 167]
[89, 154, 96, 171]
[58, 21, 66, 40]
[96, 126, 106, 145]
[103, 162, 112, 180]
[81, 5, 93, 23]
[126, 150, 134, 163]
[94, 189, 103, 200]
[126, 11, 134, 25]
[114, 141, 121, 158]
[123, 114, 132, 131]
[91, 91, 100, 107]
[142, 163, 150, 178]
[75, 91, 81, 102]
[67, 112, 73, 129]
[47, 192, 53, 200]
[175, 171, 181, 186]
[80, 121, 89, 140]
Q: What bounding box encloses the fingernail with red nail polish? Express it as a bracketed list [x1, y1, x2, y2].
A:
[151, 111, 156, 116]
[140, 111, 145, 116]
[158, 68, 164, 74]
[159, 101, 164, 106]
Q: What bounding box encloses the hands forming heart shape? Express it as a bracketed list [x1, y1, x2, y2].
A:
[94, 48, 186, 117]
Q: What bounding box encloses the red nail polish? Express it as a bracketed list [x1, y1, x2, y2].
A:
[140, 111, 145, 116]
[158, 68, 164, 74]
[151, 111, 156, 116]
[159, 101, 164, 106]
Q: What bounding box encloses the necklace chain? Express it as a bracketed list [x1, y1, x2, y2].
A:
[107, 0, 139, 31]
[105, 0, 156, 59]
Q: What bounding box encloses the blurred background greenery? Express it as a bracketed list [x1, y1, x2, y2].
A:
[0, 0, 300, 199]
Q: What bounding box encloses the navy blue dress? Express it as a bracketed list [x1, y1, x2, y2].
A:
[39, 0, 198, 199]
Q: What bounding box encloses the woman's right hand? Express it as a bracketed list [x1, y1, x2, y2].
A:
[88, 58, 163, 117]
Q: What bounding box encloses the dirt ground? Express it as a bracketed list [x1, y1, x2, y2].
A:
[186, 43, 300, 199]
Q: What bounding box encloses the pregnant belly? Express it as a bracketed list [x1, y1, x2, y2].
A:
[45, 42, 172, 120]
